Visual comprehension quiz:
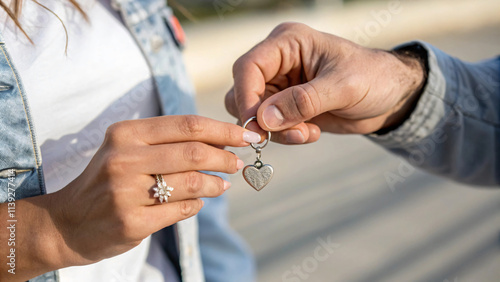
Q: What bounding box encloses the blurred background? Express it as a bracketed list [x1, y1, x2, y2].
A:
[173, 0, 500, 281]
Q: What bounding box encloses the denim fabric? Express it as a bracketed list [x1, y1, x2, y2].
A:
[369, 41, 500, 186]
[197, 193, 256, 282]
[197, 171, 256, 282]
[0, 0, 255, 281]
[111, 0, 197, 116]
[0, 33, 45, 201]
[0, 29, 58, 282]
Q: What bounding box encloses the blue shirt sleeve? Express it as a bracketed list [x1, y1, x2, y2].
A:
[368, 41, 500, 186]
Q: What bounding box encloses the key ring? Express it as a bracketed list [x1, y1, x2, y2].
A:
[242, 116, 274, 191]
[243, 116, 271, 150]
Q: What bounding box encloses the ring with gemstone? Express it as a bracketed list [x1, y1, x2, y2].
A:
[153, 174, 174, 203]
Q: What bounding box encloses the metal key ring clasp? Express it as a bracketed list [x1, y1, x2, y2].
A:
[243, 116, 271, 150]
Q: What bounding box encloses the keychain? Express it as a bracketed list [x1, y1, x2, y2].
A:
[242, 116, 274, 191]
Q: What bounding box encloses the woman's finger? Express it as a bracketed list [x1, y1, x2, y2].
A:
[140, 172, 229, 206]
[137, 142, 244, 175]
[109, 115, 260, 147]
[143, 199, 204, 233]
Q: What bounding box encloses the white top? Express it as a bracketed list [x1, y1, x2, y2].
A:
[0, 0, 177, 281]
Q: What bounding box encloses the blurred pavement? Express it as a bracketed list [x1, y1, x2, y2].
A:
[185, 2, 500, 281]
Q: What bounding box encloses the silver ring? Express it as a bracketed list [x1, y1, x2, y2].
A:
[153, 174, 174, 204]
[243, 116, 271, 150]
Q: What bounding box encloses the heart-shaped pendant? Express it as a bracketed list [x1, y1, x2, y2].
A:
[242, 116, 274, 191]
[243, 162, 274, 191]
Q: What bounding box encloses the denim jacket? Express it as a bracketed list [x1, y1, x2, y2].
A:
[369, 41, 500, 186]
[0, 0, 254, 281]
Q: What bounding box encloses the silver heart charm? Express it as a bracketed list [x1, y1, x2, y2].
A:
[242, 116, 274, 191]
[243, 163, 274, 191]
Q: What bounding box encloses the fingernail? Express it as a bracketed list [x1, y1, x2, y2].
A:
[236, 159, 245, 170]
[223, 180, 232, 190]
[286, 129, 306, 144]
[262, 105, 284, 129]
[243, 131, 261, 143]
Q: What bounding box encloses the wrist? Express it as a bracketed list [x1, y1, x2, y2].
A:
[377, 44, 428, 134]
[29, 193, 74, 269]
[12, 194, 72, 280]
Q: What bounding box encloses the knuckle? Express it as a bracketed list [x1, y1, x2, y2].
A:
[106, 121, 127, 137]
[104, 151, 127, 174]
[272, 22, 306, 35]
[185, 172, 202, 195]
[105, 122, 123, 142]
[222, 125, 237, 143]
[214, 177, 225, 195]
[107, 182, 123, 199]
[183, 142, 207, 165]
[232, 56, 249, 74]
[226, 155, 239, 174]
[341, 75, 361, 97]
[105, 121, 137, 144]
[339, 75, 365, 109]
[224, 91, 238, 117]
[292, 84, 318, 119]
[113, 212, 135, 238]
[180, 115, 204, 138]
[178, 201, 195, 217]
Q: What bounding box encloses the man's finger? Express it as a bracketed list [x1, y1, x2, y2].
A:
[232, 30, 296, 123]
[225, 87, 239, 119]
[256, 78, 350, 131]
[269, 122, 321, 145]
[232, 49, 272, 123]
[310, 113, 388, 135]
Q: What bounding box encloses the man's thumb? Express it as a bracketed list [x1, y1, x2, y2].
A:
[256, 82, 322, 131]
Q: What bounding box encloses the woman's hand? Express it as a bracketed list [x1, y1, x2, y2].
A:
[225, 22, 425, 143]
[2, 115, 260, 281]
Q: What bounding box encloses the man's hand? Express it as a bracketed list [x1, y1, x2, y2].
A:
[225, 22, 425, 144]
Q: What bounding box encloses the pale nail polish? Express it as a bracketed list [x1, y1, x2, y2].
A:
[286, 130, 306, 144]
[262, 105, 284, 129]
[243, 131, 261, 143]
[236, 159, 245, 170]
[223, 180, 232, 190]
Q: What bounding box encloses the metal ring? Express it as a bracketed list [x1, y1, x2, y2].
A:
[243, 116, 271, 150]
[153, 174, 174, 204]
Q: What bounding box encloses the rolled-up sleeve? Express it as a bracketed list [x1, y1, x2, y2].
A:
[368, 41, 500, 186]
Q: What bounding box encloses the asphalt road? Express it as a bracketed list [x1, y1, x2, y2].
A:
[195, 24, 500, 282]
